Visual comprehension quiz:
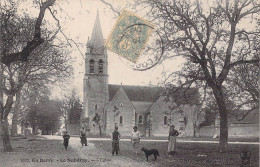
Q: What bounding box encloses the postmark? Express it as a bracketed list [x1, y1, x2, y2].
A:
[105, 9, 156, 63]
[118, 26, 164, 71]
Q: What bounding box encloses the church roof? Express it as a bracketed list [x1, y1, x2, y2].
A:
[131, 101, 154, 114]
[108, 84, 162, 102]
[89, 11, 104, 55]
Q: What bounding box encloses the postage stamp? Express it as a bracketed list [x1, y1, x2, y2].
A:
[105, 9, 155, 63]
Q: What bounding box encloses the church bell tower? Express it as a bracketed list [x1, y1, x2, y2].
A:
[82, 11, 109, 134]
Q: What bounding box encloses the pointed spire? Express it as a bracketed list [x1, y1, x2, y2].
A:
[90, 11, 104, 54]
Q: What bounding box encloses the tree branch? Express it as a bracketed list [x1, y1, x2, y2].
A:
[229, 59, 259, 69]
[1, 0, 56, 66]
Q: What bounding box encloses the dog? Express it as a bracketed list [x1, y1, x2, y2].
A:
[141, 147, 159, 161]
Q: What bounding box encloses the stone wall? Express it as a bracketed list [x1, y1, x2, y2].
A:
[150, 97, 202, 137]
[106, 87, 135, 136]
[199, 124, 259, 137]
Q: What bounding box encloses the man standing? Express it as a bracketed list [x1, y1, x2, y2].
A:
[131, 126, 141, 156]
[63, 131, 70, 151]
[112, 126, 121, 156]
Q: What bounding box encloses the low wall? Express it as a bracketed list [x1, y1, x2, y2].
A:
[199, 124, 259, 137]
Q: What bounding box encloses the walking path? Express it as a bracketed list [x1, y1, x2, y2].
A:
[45, 135, 154, 167]
[42, 135, 259, 167]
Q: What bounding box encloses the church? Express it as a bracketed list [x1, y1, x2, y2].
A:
[79, 12, 202, 137]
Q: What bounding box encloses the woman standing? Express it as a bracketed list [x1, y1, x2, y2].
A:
[80, 127, 88, 146]
[168, 125, 179, 156]
[131, 126, 141, 156]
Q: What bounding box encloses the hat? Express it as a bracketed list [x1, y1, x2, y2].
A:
[170, 125, 175, 128]
[133, 126, 138, 129]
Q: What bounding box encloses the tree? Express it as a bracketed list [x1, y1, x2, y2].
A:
[0, 0, 74, 151]
[19, 83, 51, 134]
[60, 90, 83, 131]
[1, 0, 56, 66]
[11, 89, 21, 136]
[25, 99, 62, 135]
[226, 63, 259, 121]
[131, 0, 259, 152]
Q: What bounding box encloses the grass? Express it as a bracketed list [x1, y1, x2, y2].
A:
[91, 140, 259, 167]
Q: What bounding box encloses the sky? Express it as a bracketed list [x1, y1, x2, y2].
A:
[17, 0, 186, 99]
[46, 0, 185, 99]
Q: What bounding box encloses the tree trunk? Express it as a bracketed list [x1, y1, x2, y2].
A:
[99, 124, 102, 137]
[219, 109, 228, 152]
[2, 95, 14, 151]
[212, 86, 228, 153]
[32, 125, 36, 135]
[11, 90, 21, 136]
[2, 119, 12, 151]
[0, 64, 3, 138]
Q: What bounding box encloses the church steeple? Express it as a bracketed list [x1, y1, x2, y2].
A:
[83, 10, 108, 134]
[89, 11, 104, 54]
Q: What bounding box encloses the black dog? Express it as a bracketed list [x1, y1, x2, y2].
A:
[141, 147, 159, 161]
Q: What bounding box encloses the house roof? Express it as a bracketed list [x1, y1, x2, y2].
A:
[131, 101, 154, 114]
[108, 84, 162, 102]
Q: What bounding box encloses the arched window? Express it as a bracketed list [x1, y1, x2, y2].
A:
[90, 59, 94, 73]
[164, 115, 168, 125]
[98, 59, 103, 73]
[119, 115, 123, 125]
[138, 114, 143, 124]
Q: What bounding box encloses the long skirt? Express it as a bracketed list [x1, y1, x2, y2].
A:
[168, 136, 177, 153]
[112, 140, 120, 153]
[80, 136, 87, 145]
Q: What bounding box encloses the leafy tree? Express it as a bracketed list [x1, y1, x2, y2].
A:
[25, 99, 62, 135]
[19, 83, 51, 134]
[60, 90, 83, 131]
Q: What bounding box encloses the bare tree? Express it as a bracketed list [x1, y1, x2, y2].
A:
[1, 0, 56, 66]
[0, 0, 76, 151]
[226, 63, 259, 121]
[130, 0, 260, 152]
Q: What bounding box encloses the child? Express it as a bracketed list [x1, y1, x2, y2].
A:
[111, 126, 121, 156]
[63, 131, 70, 151]
[131, 126, 141, 156]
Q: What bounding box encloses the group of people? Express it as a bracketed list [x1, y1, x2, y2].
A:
[62, 127, 88, 151]
[111, 125, 141, 156]
[111, 125, 179, 156]
[63, 125, 179, 156]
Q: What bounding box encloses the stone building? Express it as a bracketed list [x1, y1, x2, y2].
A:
[81, 12, 203, 137]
